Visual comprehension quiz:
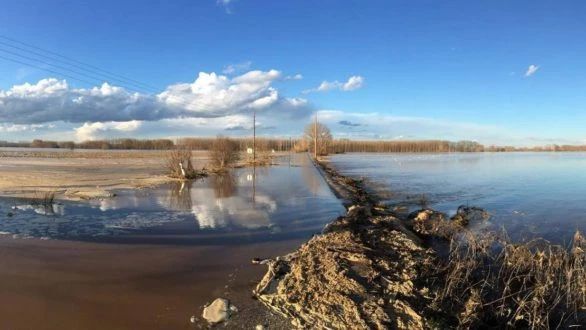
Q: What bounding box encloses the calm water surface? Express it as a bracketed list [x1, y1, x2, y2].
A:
[331, 152, 586, 243]
[0, 154, 344, 244]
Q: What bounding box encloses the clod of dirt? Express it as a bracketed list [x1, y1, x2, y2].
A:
[408, 208, 447, 235]
[450, 205, 490, 226]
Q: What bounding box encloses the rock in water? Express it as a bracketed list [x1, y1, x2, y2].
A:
[202, 298, 237, 324]
[451, 205, 490, 226]
[407, 208, 446, 235]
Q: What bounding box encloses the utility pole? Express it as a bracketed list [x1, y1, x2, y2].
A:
[314, 112, 318, 159]
[253, 111, 256, 164]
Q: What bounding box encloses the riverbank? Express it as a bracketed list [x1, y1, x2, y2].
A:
[253, 157, 586, 329]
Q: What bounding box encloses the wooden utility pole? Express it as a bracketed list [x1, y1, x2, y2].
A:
[314, 112, 318, 159]
[253, 111, 256, 164]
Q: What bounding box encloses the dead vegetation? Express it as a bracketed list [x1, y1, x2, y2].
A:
[429, 229, 586, 329]
[166, 148, 204, 179]
[32, 190, 56, 208]
[245, 138, 274, 166]
[209, 136, 240, 171]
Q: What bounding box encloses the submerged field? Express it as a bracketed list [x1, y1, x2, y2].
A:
[0, 151, 344, 329]
[1, 149, 584, 329]
[330, 152, 586, 243]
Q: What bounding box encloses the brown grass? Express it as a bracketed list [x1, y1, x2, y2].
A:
[431, 228, 586, 329]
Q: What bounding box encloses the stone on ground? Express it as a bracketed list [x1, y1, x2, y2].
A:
[202, 298, 237, 324]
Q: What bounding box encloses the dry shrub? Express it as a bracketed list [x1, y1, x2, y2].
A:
[26, 190, 58, 214]
[432, 227, 586, 329]
[167, 148, 198, 179]
[252, 138, 273, 165]
[32, 190, 56, 208]
[209, 136, 240, 170]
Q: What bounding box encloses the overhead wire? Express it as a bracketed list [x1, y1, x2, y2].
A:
[0, 39, 160, 93]
[0, 53, 103, 87]
[0, 35, 160, 94]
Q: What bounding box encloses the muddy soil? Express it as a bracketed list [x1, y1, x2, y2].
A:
[253, 160, 437, 329]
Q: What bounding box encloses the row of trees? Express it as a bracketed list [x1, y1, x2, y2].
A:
[0, 139, 175, 150]
[300, 123, 485, 155]
[4, 122, 586, 153]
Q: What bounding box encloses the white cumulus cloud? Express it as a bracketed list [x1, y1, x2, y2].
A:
[75, 120, 142, 141]
[303, 75, 364, 93]
[0, 69, 313, 126]
[525, 64, 540, 77]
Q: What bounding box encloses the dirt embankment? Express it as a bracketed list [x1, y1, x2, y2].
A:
[253, 158, 586, 330]
[253, 159, 437, 329]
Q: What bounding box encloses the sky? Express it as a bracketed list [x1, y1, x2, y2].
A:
[0, 0, 585, 146]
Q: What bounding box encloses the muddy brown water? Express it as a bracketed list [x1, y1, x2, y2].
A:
[0, 154, 344, 329]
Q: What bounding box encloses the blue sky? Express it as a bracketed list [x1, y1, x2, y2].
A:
[0, 0, 585, 145]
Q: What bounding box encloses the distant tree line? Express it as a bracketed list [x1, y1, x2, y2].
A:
[3, 137, 586, 153]
[329, 139, 484, 153]
[177, 137, 297, 152]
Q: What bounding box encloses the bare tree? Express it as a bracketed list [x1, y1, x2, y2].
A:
[167, 148, 198, 179]
[304, 122, 333, 156]
[209, 135, 240, 170]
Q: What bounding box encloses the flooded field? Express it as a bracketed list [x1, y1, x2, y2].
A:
[0, 154, 344, 329]
[330, 152, 586, 243]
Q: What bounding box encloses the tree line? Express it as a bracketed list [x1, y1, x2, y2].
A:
[3, 137, 586, 153]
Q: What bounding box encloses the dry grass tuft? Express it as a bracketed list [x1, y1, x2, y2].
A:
[32, 190, 56, 209]
[431, 227, 586, 329]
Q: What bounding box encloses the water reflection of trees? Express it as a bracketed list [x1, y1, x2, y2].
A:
[168, 181, 193, 211]
[210, 174, 237, 198]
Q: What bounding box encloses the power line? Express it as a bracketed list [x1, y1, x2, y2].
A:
[0, 54, 101, 87]
[0, 35, 160, 91]
[0, 39, 159, 93]
[0, 35, 161, 94]
[0, 47, 155, 92]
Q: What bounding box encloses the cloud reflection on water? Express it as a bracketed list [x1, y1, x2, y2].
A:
[0, 155, 344, 238]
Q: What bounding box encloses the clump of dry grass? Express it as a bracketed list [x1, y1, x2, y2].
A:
[31, 190, 56, 208]
[20, 190, 58, 214]
[431, 228, 586, 329]
[246, 138, 273, 166]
